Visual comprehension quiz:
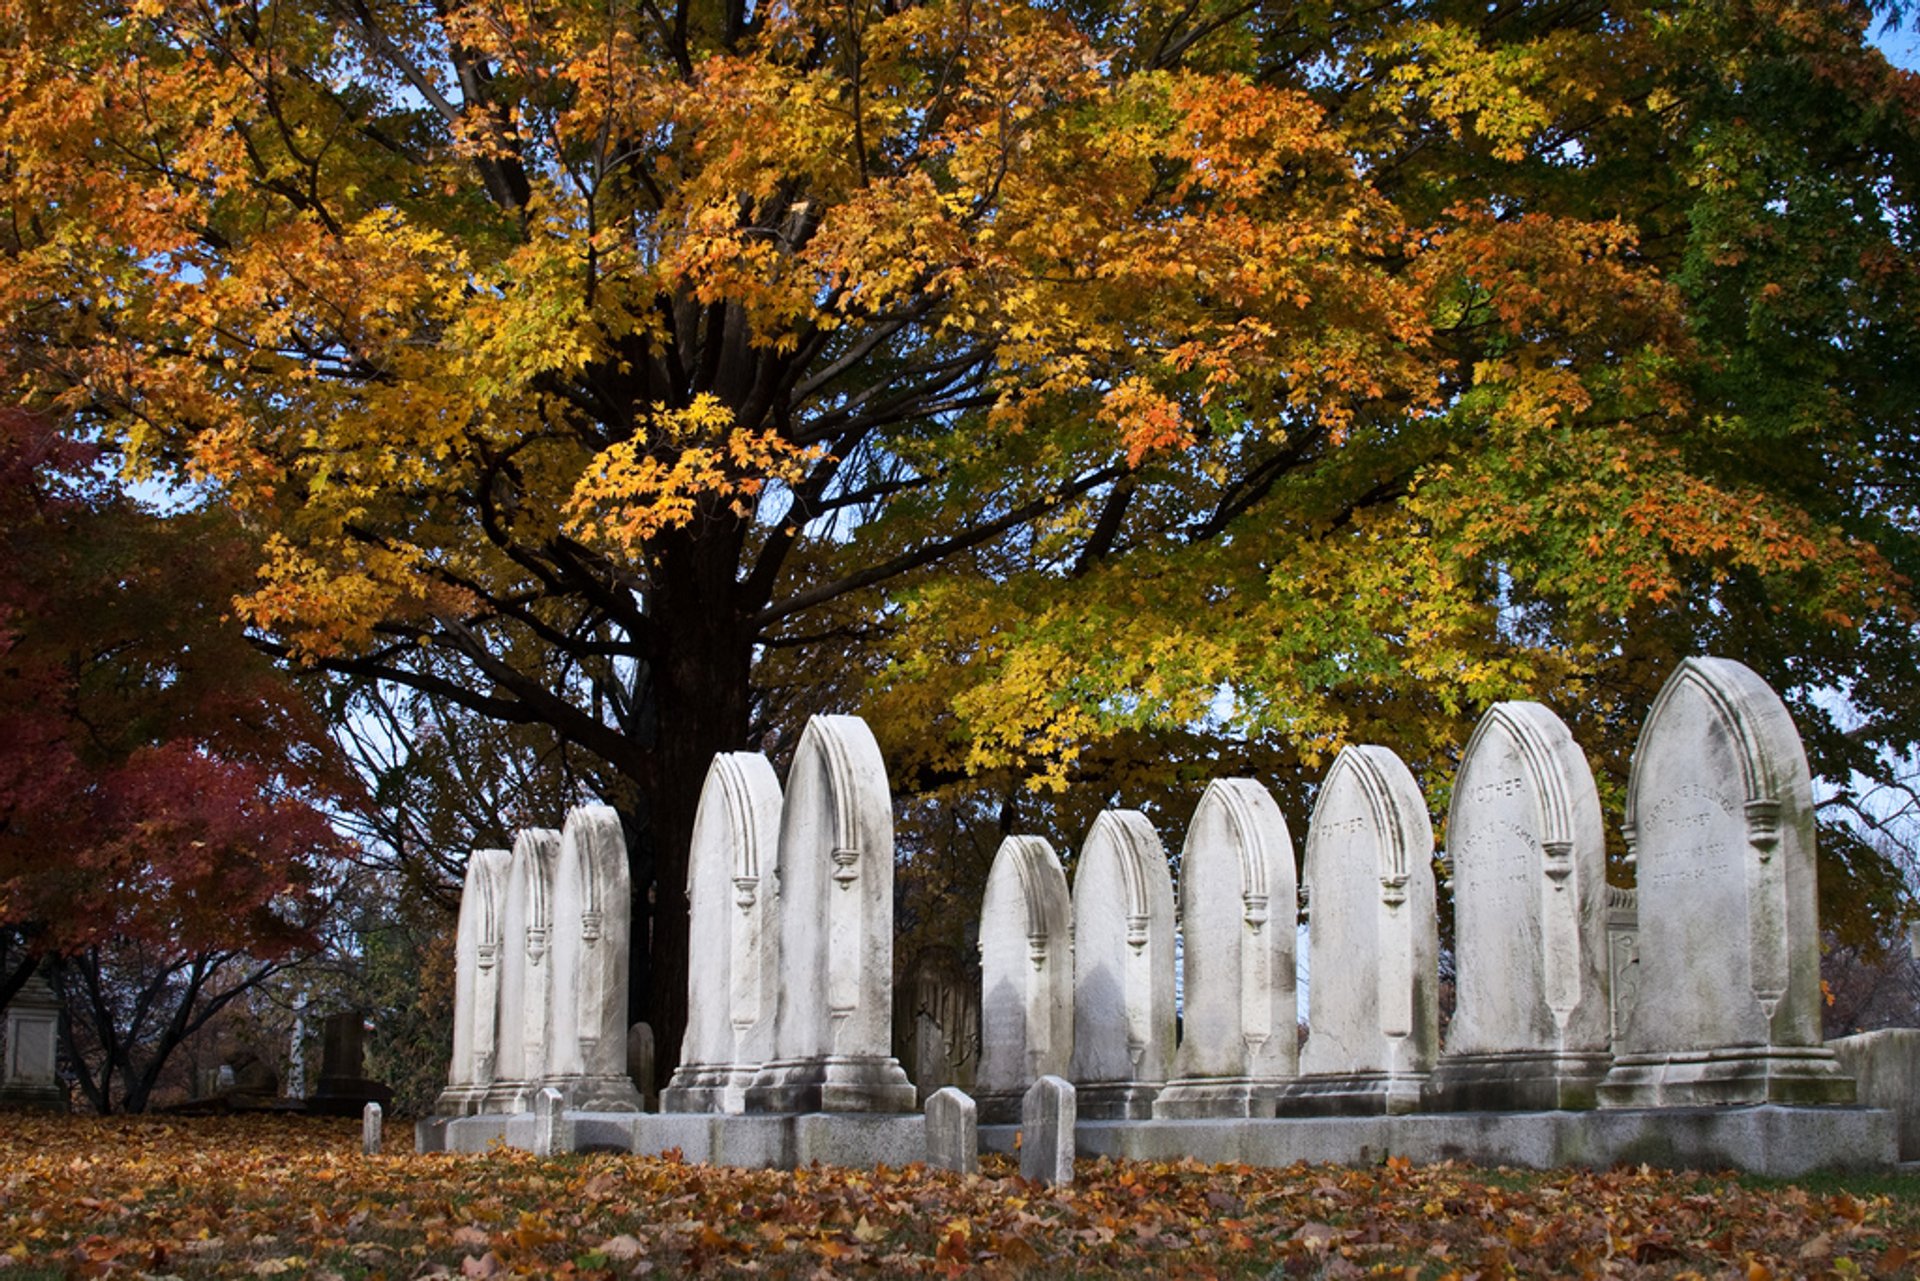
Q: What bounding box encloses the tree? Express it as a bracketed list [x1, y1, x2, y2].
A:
[0, 404, 358, 1110]
[4, 0, 1915, 1065]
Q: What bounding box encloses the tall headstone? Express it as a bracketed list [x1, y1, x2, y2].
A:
[662, 753, 783, 1114]
[543, 806, 643, 1112]
[1429, 703, 1612, 1110]
[1598, 658, 1853, 1107]
[0, 970, 64, 1111]
[1155, 780, 1299, 1119]
[975, 835, 1073, 1124]
[1279, 745, 1438, 1116]
[485, 828, 560, 1113]
[745, 716, 916, 1113]
[434, 848, 511, 1117]
[1068, 810, 1175, 1120]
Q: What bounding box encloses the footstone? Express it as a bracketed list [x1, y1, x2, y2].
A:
[1068, 811, 1175, 1120]
[0, 971, 64, 1111]
[1279, 746, 1438, 1117]
[975, 835, 1073, 1125]
[433, 849, 511, 1118]
[1826, 1030, 1920, 1160]
[1597, 659, 1853, 1108]
[1429, 703, 1612, 1112]
[543, 806, 643, 1112]
[925, 1087, 978, 1174]
[533, 1086, 569, 1156]
[1155, 780, 1298, 1120]
[484, 829, 561, 1113]
[1022, 1075, 1075, 1186]
[662, 753, 783, 1115]
[745, 717, 916, 1113]
[362, 1102, 382, 1156]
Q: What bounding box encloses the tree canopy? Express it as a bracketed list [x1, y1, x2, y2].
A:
[4, 0, 1916, 1061]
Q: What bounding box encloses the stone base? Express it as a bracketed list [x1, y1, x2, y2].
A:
[1277, 1071, 1427, 1117]
[1152, 1076, 1283, 1119]
[1598, 1044, 1855, 1108]
[1426, 1051, 1612, 1112]
[0, 1083, 66, 1112]
[744, 1055, 918, 1114]
[1074, 1081, 1161, 1120]
[978, 1106, 1896, 1177]
[659, 1062, 757, 1115]
[481, 1080, 539, 1114]
[416, 1109, 928, 1168]
[1828, 1029, 1920, 1161]
[430, 1085, 490, 1118]
[970, 1087, 1028, 1126]
[545, 1073, 643, 1113]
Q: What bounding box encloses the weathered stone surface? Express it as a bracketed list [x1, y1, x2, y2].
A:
[1598, 658, 1853, 1108]
[0, 971, 64, 1111]
[1069, 811, 1175, 1120]
[433, 848, 510, 1118]
[663, 753, 784, 1115]
[362, 1102, 383, 1156]
[745, 717, 916, 1113]
[1429, 703, 1611, 1112]
[975, 835, 1073, 1125]
[1827, 1029, 1920, 1160]
[1606, 885, 1640, 1050]
[925, 1087, 979, 1174]
[544, 806, 642, 1112]
[1279, 746, 1437, 1117]
[1155, 780, 1298, 1120]
[627, 1023, 655, 1109]
[1022, 1075, 1076, 1186]
[533, 1086, 569, 1156]
[485, 829, 560, 1114]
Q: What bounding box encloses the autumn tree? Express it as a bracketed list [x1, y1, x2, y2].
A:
[4, 0, 1915, 1064]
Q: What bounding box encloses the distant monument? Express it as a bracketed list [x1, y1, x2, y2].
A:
[307, 1012, 394, 1117]
[0, 971, 65, 1111]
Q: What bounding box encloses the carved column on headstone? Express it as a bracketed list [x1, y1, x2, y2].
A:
[662, 752, 784, 1114]
[975, 835, 1074, 1124]
[434, 848, 510, 1117]
[1597, 657, 1854, 1107]
[1068, 810, 1176, 1120]
[484, 828, 560, 1113]
[1606, 885, 1639, 1051]
[1277, 745, 1438, 1117]
[1428, 702, 1612, 1111]
[544, 805, 643, 1112]
[745, 716, 916, 1113]
[1155, 779, 1299, 1118]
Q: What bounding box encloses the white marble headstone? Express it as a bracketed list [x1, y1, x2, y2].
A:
[661, 752, 784, 1114]
[485, 828, 560, 1113]
[1068, 810, 1175, 1120]
[434, 847, 511, 1117]
[1280, 745, 1437, 1116]
[1430, 703, 1611, 1110]
[745, 716, 916, 1113]
[975, 835, 1074, 1124]
[1598, 658, 1853, 1107]
[544, 806, 642, 1112]
[1155, 779, 1299, 1118]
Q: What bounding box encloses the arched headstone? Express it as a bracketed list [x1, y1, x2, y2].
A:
[433, 848, 510, 1117]
[1429, 703, 1611, 1111]
[544, 805, 643, 1111]
[1278, 745, 1437, 1116]
[745, 716, 916, 1112]
[484, 828, 559, 1113]
[975, 835, 1073, 1124]
[1069, 810, 1175, 1120]
[662, 752, 783, 1114]
[1155, 779, 1299, 1118]
[1598, 658, 1853, 1106]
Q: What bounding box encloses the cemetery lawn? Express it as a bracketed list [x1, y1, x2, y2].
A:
[2, 1116, 1916, 1279]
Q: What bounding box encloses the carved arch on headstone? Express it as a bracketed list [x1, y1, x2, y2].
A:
[1009, 835, 1072, 971]
[1624, 657, 1788, 860]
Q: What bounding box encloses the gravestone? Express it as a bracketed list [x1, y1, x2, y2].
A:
[661, 753, 783, 1114]
[975, 835, 1073, 1124]
[310, 1011, 393, 1117]
[1021, 1075, 1076, 1186]
[745, 716, 917, 1113]
[533, 1085, 569, 1156]
[362, 1102, 383, 1156]
[925, 1086, 979, 1174]
[1279, 745, 1438, 1116]
[1154, 780, 1298, 1119]
[485, 828, 561, 1113]
[0, 971, 64, 1111]
[433, 848, 511, 1117]
[1069, 810, 1176, 1120]
[1598, 658, 1853, 1107]
[1429, 703, 1612, 1110]
[543, 806, 643, 1112]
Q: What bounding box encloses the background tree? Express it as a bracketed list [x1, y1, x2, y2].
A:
[3, 0, 1914, 1068]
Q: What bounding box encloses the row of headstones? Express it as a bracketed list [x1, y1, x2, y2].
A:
[435, 806, 643, 1116]
[974, 656, 1854, 1121]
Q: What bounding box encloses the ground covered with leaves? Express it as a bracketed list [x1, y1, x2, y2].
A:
[1, 1116, 1916, 1278]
